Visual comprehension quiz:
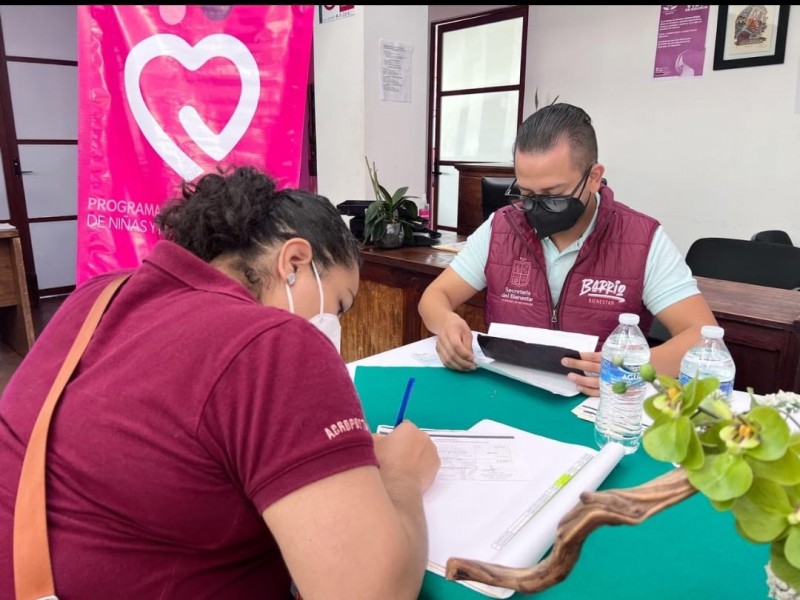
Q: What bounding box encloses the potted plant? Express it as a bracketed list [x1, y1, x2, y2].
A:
[363, 157, 420, 249]
[445, 372, 800, 598]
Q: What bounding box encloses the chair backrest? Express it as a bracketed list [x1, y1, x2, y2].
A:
[685, 237, 800, 290]
[751, 229, 793, 246]
[481, 177, 515, 221]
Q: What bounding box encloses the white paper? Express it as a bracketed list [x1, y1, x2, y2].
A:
[487, 323, 599, 351]
[474, 323, 599, 397]
[379, 39, 412, 102]
[422, 419, 624, 598]
[376, 425, 522, 481]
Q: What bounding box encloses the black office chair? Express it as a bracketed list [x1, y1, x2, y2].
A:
[480, 177, 515, 221]
[648, 237, 800, 346]
[751, 230, 793, 246]
[685, 237, 800, 291]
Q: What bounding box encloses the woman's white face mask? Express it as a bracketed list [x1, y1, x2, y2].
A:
[284, 261, 342, 353]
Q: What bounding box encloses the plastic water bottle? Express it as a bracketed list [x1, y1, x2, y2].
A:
[419, 199, 431, 226]
[594, 313, 651, 455]
[679, 325, 736, 401]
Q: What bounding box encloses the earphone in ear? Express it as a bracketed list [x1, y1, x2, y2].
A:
[287, 272, 296, 286]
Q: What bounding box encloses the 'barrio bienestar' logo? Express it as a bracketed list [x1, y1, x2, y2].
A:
[580, 278, 627, 304]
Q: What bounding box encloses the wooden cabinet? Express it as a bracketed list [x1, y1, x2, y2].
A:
[342, 234, 800, 395]
[694, 276, 800, 395]
[340, 234, 486, 363]
[0, 228, 35, 356]
[454, 162, 514, 236]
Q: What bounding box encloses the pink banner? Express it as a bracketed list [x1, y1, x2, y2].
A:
[76, 5, 314, 283]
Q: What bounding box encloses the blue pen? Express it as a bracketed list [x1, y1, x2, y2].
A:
[394, 377, 416, 427]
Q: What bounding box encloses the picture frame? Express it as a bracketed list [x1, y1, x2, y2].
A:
[713, 5, 790, 70]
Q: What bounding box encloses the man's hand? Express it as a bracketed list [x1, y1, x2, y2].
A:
[562, 351, 601, 397]
[434, 313, 476, 371]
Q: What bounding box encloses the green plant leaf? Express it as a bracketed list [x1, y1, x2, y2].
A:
[655, 374, 680, 390]
[697, 420, 730, 453]
[711, 497, 736, 511]
[365, 200, 385, 224]
[682, 376, 720, 414]
[398, 199, 419, 218]
[731, 478, 791, 542]
[697, 396, 734, 422]
[682, 427, 705, 470]
[734, 518, 760, 543]
[391, 186, 410, 204]
[687, 452, 753, 501]
[746, 406, 790, 461]
[377, 182, 393, 205]
[749, 449, 800, 486]
[784, 484, 800, 508]
[786, 526, 800, 569]
[643, 394, 666, 421]
[373, 220, 387, 242]
[642, 415, 691, 463]
[771, 539, 800, 593]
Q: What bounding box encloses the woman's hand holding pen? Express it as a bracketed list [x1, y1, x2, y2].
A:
[373, 422, 441, 494]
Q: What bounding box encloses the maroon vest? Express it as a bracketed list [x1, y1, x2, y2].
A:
[484, 185, 658, 349]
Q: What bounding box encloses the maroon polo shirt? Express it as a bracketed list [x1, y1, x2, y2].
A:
[0, 241, 377, 599]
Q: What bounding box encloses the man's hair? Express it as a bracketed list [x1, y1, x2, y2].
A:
[513, 103, 598, 171]
[155, 166, 361, 273]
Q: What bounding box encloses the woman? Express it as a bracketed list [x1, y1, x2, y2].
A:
[0, 166, 440, 599]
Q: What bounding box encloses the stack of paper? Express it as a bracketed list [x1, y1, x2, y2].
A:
[433, 240, 468, 253]
[401, 419, 625, 598]
[474, 323, 599, 397]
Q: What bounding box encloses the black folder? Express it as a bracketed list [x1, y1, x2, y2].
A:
[476, 334, 583, 376]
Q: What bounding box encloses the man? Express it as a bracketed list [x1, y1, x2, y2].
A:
[418, 103, 716, 397]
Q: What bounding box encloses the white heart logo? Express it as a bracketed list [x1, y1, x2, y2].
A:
[124, 33, 260, 180]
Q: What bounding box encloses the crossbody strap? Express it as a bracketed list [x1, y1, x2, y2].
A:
[13, 273, 131, 600]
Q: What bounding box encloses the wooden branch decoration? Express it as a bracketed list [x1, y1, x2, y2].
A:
[445, 467, 697, 594]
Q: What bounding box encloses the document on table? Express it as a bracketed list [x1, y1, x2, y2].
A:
[378, 424, 525, 482]
[474, 323, 599, 397]
[380, 419, 625, 598]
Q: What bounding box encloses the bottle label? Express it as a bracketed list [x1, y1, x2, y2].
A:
[679, 372, 733, 397]
[600, 358, 643, 386]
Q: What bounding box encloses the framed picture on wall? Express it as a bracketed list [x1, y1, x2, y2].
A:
[713, 5, 790, 70]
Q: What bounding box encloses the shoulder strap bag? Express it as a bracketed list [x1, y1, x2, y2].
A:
[13, 273, 130, 600]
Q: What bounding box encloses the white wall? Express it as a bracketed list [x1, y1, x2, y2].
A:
[428, 5, 511, 23]
[313, 10, 366, 206]
[314, 6, 428, 207]
[524, 5, 800, 254]
[316, 5, 800, 254]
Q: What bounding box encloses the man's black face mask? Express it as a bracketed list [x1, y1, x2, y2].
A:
[525, 197, 588, 240]
[505, 165, 594, 239]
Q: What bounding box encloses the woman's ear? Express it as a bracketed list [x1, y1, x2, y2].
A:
[275, 238, 313, 283]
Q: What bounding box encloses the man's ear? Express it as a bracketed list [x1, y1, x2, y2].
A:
[589, 163, 606, 192]
[275, 238, 313, 282]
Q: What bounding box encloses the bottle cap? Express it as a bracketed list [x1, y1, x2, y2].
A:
[701, 325, 725, 339]
[619, 313, 640, 326]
